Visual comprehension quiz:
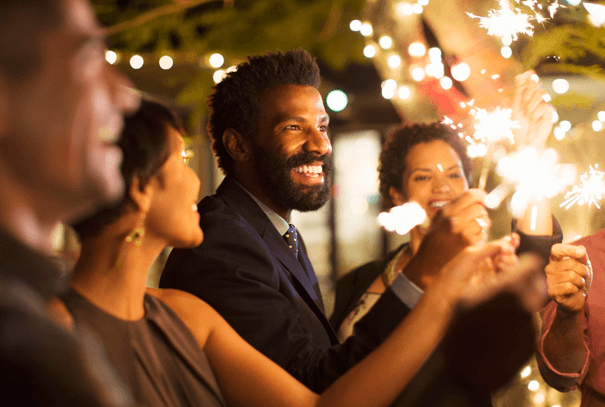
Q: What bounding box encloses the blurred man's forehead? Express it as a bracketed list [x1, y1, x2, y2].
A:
[63, 0, 101, 34]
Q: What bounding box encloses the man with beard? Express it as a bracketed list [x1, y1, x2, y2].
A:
[159, 49, 494, 392]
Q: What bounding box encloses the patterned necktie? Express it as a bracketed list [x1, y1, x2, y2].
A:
[284, 224, 299, 259]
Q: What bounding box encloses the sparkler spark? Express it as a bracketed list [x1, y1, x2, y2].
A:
[472, 107, 520, 145]
[494, 147, 576, 216]
[468, 0, 562, 42]
[467, 0, 534, 42]
[378, 201, 428, 235]
[549, 1, 563, 18]
[560, 165, 605, 210]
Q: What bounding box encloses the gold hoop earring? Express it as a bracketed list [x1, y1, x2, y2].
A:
[125, 215, 145, 246]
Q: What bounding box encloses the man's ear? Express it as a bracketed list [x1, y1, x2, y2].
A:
[223, 128, 251, 162]
[389, 186, 406, 207]
[129, 176, 152, 214]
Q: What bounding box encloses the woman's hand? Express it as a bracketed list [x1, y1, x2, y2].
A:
[512, 70, 556, 152]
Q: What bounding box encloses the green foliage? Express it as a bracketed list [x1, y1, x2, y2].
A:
[92, 0, 366, 132]
[521, 22, 605, 80]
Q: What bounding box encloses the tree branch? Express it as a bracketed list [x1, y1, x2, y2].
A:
[105, 0, 216, 36]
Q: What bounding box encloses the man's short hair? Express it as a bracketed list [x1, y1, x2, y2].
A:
[0, 0, 61, 80]
[207, 49, 321, 175]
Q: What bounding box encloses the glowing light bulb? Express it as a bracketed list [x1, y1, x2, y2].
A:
[559, 120, 572, 131]
[598, 110, 605, 122]
[105, 50, 117, 64]
[382, 79, 397, 90]
[159, 55, 173, 70]
[440, 76, 453, 89]
[213, 69, 226, 84]
[552, 78, 569, 94]
[360, 22, 373, 37]
[363, 45, 377, 58]
[451, 62, 471, 81]
[382, 87, 395, 99]
[209, 53, 224, 68]
[350, 19, 362, 31]
[428, 47, 442, 62]
[593, 120, 603, 131]
[129, 55, 144, 69]
[408, 42, 426, 57]
[398, 85, 411, 99]
[379, 36, 393, 49]
[411, 67, 425, 81]
[501, 46, 512, 58]
[388, 54, 402, 68]
[326, 90, 348, 112]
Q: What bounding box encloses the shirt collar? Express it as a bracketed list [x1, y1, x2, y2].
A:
[234, 181, 291, 236]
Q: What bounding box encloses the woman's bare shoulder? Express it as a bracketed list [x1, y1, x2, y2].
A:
[146, 287, 220, 345]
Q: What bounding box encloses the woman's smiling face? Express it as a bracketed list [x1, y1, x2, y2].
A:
[391, 140, 469, 219]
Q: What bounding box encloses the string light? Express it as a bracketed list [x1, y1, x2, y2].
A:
[411, 67, 425, 81]
[105, 50, 118, 64]
[213, 69, 226, 84]
[559, 120, 572, 131]
[159, 55, 173, 70]
[209, 53, 224, 68]
[129, 55, 144, 69]
[398, 85, 411, 99]
[451, 62, 471, 81]
[552, 78, 569, 94]
[350, 19, 362, 31]
[388, 54, 402, 68]
[363, 45, 377, 58]
[408, 42, 426, 57]
[440, 76, 453, 89]
[379, 35, 393, 49]
[360, 22, 373, 37]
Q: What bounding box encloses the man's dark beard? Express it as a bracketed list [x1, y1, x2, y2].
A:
[252, 144, 333, 212]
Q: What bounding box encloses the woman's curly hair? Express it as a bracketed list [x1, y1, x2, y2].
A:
[378, 122, 473, 209]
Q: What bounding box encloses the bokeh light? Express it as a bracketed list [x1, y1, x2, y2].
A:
[129, 55, 144, 69]
[326, 89, 348, 112]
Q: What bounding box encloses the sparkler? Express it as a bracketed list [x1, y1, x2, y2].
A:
[486, 147, 576, 217]
[472, 107, 520, 145]
[467, 0, 534, 42]
[468, 0, 564, 43]
[377, 201, 428, 235]
[560, 165, 605, 210]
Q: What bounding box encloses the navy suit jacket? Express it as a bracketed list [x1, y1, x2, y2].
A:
[160, 176, 407, 392]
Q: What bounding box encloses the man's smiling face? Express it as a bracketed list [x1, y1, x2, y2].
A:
[252, 84, 333, 213]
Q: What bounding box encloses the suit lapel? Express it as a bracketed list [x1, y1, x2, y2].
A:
[216, 177, 328, 318]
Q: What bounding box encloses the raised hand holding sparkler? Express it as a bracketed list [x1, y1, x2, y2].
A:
[486, 71, 570, 235]
[511, 70, 557, 151]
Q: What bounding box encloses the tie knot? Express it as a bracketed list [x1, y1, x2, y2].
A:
[284, 224, 298, 258]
